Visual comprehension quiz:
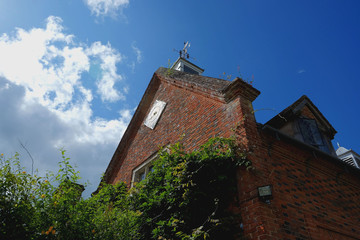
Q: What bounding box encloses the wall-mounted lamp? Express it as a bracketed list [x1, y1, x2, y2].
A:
[258, 185, 272, 204]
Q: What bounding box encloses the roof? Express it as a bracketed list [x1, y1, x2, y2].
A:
[265, 95, 337, 139]
[156, 67, 230, 93]
[156, 67, 260, 102]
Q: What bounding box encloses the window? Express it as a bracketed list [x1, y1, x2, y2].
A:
[131, 147, 170, 187]
[131, 156, 155, 187]
[297, 118, 330, 154]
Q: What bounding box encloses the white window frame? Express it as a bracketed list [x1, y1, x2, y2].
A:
[131, 156, 155, 187]
[131, 147, 170, 187]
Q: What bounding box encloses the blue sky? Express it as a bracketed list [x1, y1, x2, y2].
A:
[0, 0, 359, 196]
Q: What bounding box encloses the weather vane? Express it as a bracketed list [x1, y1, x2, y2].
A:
[174, 41, 192, 59]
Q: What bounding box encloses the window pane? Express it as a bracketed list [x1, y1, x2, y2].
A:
[139, 172, 146, 181]
[319, 144, 330, 154]
[298, 118, 330, 153]
[309, 121, 323, 146]
[298, 118, 316, 145]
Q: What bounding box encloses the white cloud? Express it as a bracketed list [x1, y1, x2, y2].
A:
[298, 69, 305, 74]
[128, 42, 142, 72]
[0, 16, 132, 197]
[87, 41, 124, 102]
[131, 42, 142, 63]
[85, 0, 129, 17]
[0, 16, 127, 127]
[128, 61, 136, 73]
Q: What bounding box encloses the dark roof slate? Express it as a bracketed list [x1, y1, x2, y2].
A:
[155, 67, 232, 93]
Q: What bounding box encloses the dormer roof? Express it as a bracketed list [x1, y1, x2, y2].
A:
[265, 95, 337, 139]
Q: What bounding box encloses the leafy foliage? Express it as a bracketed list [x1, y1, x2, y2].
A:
[0, 137, 250, 239]
[0, 151, 140, 240]
[131, 137, 249, 239]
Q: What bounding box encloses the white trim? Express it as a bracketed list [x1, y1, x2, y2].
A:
[131, 147, 170, 187]
[131, 154, 157, 187]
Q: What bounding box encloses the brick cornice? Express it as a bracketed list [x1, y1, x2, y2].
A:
[222, 77, 260, 103]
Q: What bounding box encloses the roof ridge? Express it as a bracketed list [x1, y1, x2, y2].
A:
[155, 67, 232, 93]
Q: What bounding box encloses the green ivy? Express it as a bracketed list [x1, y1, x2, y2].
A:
[130, 137, 250, 239]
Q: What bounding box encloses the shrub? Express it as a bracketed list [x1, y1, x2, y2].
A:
[0, 137, 250, 239]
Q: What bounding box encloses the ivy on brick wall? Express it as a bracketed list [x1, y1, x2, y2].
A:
[130, 137, 251, 239]
[0, 137, 251, 240]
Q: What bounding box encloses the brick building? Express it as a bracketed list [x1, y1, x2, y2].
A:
[102, 59, 360, 239]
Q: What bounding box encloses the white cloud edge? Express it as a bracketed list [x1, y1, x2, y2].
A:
[131, 42, 142, 63]
[84, 0, 129, 18]
[298, 69, 305, 74]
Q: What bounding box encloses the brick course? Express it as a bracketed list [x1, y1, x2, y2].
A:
[237, 125, 360, 239]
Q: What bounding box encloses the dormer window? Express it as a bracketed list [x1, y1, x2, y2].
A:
[264, 96, 337, 156]
[297, 118, 330, 154]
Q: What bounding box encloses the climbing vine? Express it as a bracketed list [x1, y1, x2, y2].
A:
[130, 137, 251, 239]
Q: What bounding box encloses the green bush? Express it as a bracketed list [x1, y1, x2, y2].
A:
[0, 138, 250, 240]
[0, 151, 140, 240]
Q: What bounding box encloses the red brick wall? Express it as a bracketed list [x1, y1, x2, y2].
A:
[109, 78, 255, 185]
[106, 73, 360, 240]
[237, 128, 360, 240]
